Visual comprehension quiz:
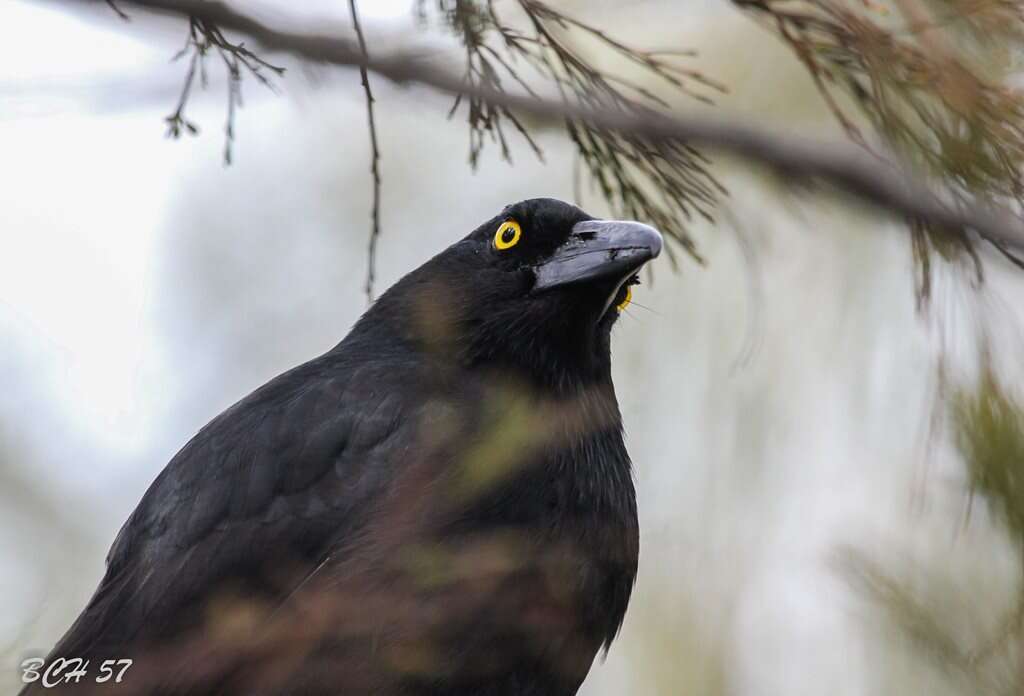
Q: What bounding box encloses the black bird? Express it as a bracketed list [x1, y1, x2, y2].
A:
[26, 198, 662, 696]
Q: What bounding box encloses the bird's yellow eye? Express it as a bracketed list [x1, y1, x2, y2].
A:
[616, 285, 632, 312]
[494, 220, 522, 250]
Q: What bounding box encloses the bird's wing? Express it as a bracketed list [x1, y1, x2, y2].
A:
[45, 354, 417, 665]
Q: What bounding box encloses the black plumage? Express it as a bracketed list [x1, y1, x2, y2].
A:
[28, 198, 662, 696]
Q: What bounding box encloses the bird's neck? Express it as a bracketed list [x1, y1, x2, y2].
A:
[347, 293, 615, 398]
[463, 316, 615, 396]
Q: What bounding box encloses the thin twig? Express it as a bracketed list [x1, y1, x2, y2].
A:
[68, 0, 1024, 256]
[163, 13, 284, 164]
[990, 238, 1024, 272]
[348, 0, 382, 304]
[105, 0, 129, 20]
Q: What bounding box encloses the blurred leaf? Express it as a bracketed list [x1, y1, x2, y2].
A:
[956, 372, 1024, 544]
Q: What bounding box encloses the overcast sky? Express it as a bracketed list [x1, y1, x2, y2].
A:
[0, 0, 414, 459]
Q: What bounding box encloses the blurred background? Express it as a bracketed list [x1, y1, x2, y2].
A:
[3, 0, 1024, 693]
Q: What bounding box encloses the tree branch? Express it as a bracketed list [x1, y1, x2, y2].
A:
[347, 0, 382, 304]
[75, 0, 1024, 255]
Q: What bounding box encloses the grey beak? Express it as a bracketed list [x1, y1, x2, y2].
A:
[532, 220, 663, 291]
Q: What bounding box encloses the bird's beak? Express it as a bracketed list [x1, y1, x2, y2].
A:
[532, 220, 663, 291]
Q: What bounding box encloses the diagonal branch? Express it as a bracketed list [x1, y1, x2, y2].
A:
[70, 0, 1024, 256]
[347, 0, 382, 304]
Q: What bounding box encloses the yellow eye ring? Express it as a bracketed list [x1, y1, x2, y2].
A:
[616, 285, 633, 312]
[494, 220, 522, 250]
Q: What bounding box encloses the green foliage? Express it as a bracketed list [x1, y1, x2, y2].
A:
[831, 374, 1024, 695]
[844, 549, 971, 670]
[737, 0, 1024, 200]
[841, 547, 1020, 695]
[418, 0, 729, 263]
[735, 0, 1024, 298]
[957, 372, 1024, 544]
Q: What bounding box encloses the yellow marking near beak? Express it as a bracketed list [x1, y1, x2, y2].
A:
[616, 285, 632, 312]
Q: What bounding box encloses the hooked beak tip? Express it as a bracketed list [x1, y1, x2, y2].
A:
[532, 219, 664, 291]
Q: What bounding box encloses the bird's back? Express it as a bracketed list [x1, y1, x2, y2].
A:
[30, 339, 637, 696]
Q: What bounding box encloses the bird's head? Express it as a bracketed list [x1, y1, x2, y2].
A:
[358, 198, 662, 389]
